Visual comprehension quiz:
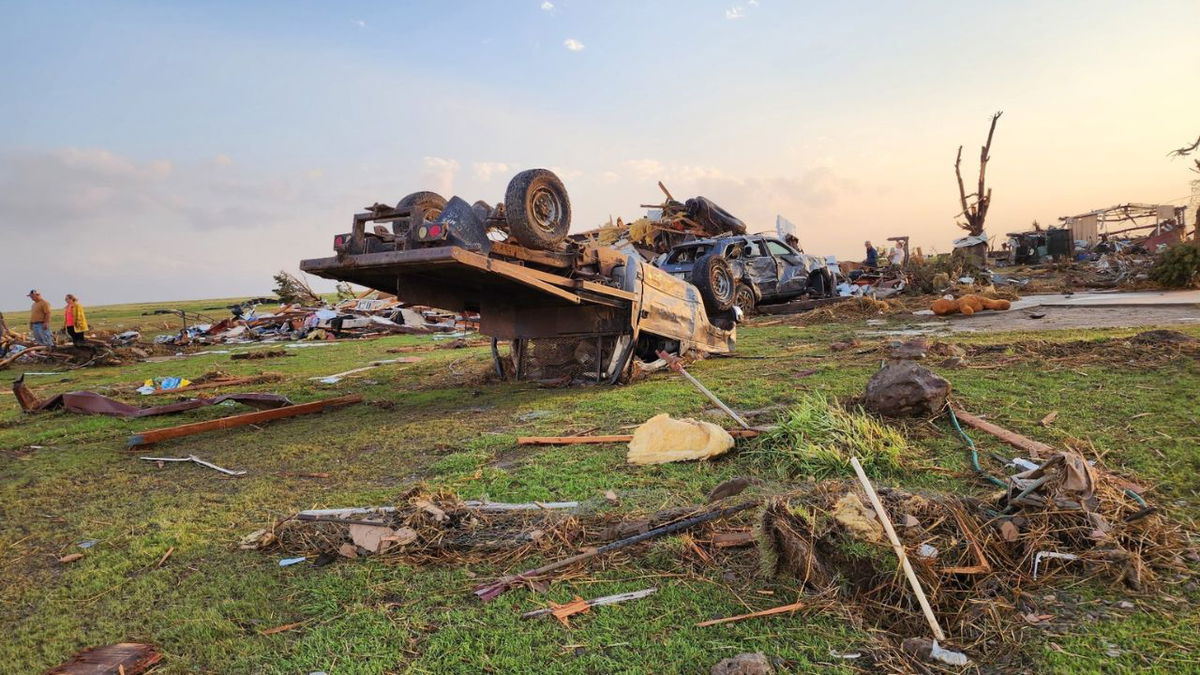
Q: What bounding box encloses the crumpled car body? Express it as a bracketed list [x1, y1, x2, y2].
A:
[656, 234, 831, 305]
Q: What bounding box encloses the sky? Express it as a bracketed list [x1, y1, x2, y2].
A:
[2, 0, 1199, 308]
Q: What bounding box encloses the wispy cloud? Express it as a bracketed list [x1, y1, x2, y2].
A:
[540, 1, 554, 10]
[725, 7, 745, 19]
[747, 0, 759, 6]
[352, 19, 367, 29]
[563, 38, 584, 52]
[472, 161, 512, 182]
[421, 156, 459, 196]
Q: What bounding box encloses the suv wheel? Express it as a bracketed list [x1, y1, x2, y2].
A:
[733, 283, 757, 316]
[692, 254, 736, 313]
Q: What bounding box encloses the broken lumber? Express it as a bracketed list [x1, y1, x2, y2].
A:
[127, 394, 362, 447]
[521, 587, 657, 621]
[518, 429, 761, 445]
[47, 643, 161, 675]
[0, 345, 49, 369]
[473, 500, 759, 602]
[951, 408, 1055, 458]
[695, 600, 804, 627]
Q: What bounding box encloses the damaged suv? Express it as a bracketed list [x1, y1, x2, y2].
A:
[657, 235, 835, 314]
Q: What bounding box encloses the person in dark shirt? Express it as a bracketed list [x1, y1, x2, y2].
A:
[864, 241, 878, 267]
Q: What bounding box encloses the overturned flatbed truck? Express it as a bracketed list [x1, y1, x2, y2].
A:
[300, 168, 736, 383]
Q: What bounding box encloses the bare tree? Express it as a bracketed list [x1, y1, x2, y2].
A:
[1168, 134, 1200, 173]
[954, 111, 1003, 237]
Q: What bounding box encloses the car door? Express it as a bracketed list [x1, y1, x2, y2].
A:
[766, 238, 808, 297]
[741, 238, 779, 298]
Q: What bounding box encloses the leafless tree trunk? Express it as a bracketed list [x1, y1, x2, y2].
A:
[955, 111, 1003, 237]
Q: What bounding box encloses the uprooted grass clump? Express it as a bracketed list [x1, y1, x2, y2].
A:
[750, 393, 908, 480]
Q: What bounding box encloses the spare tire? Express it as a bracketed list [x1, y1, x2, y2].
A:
[504, 169, 571, 250]
[397, 191, 447, 220]
[692, 254, 736, 313]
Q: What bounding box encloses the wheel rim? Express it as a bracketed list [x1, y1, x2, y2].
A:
[714, 269, 732, 299]
[529, 187, 563, 234]
[735, 288, 754, 312]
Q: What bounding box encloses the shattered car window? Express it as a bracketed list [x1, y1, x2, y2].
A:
[766, 240, 795, 256]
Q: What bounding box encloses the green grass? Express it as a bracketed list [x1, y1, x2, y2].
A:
[1, 299, 1198, 673]
[751, 392, 909, 480]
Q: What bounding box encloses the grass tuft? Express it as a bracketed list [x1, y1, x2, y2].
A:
[750, 393, 908, 479]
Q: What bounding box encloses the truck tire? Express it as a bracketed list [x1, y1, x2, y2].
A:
[397, 191, 447, 220]
[733, 283, 757, 316]
[504, 169, 571, 250]
[472, 200, 494, 223]
[693, 254, 736, 313]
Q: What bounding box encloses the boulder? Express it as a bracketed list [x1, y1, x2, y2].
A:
[864, 361, 950, 417]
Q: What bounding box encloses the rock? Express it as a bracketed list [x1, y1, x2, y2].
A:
[711, 652, 774, 675]
[888, 339, 928, 360]
[829, 339, 861, 352]
[863, 361, 951, 417]
[940, 356, 966, 369]
[927, 341, 965, 358]
[901, 637, 933, 660]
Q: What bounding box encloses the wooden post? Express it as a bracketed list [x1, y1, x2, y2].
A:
[850, 457, 946, 642]
[127, 395, 362, 446]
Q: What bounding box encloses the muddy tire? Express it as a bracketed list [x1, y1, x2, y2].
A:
[733, 283, 757, 316]
[504, 169, 571, 250]
[397, 191, 447, 220]
[693, 254, 736, 313]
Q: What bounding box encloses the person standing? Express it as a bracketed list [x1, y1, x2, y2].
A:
[864, 241, 878, 267]
[64, 294, 89, 347]
[27, 290, 54, 346]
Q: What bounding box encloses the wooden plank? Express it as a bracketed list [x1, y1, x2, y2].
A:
[518, 429, 761, 445]
[952, 408, 1056, 458]
[451, 249, 583, 305]
[127, 394, 363, 447]
[756, 296, 847, 316]
[47, 642, 161, 674]
[489, 240, 576, 268]
[455, 248, 637, 302]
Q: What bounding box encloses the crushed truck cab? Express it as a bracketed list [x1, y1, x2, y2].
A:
[300, 169, 735, 383]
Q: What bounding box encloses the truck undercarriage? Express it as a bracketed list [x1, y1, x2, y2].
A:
[300, 169, 737, 383]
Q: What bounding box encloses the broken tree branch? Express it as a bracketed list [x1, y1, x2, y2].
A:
[473, 500, 759, 602]
[695, 599, 805, 627]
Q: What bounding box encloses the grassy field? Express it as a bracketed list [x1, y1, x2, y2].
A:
[1, 299, 1197, 673]
[3, 296, 269, 340]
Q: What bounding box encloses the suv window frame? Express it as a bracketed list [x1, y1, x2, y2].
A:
[765, 238, 797, 256]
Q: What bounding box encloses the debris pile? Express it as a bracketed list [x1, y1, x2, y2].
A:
[758, 452, 1191, 661]
[964, 330, 1200, 369]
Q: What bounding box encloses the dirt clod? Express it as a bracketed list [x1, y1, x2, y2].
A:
[711, 652, 774, 675]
